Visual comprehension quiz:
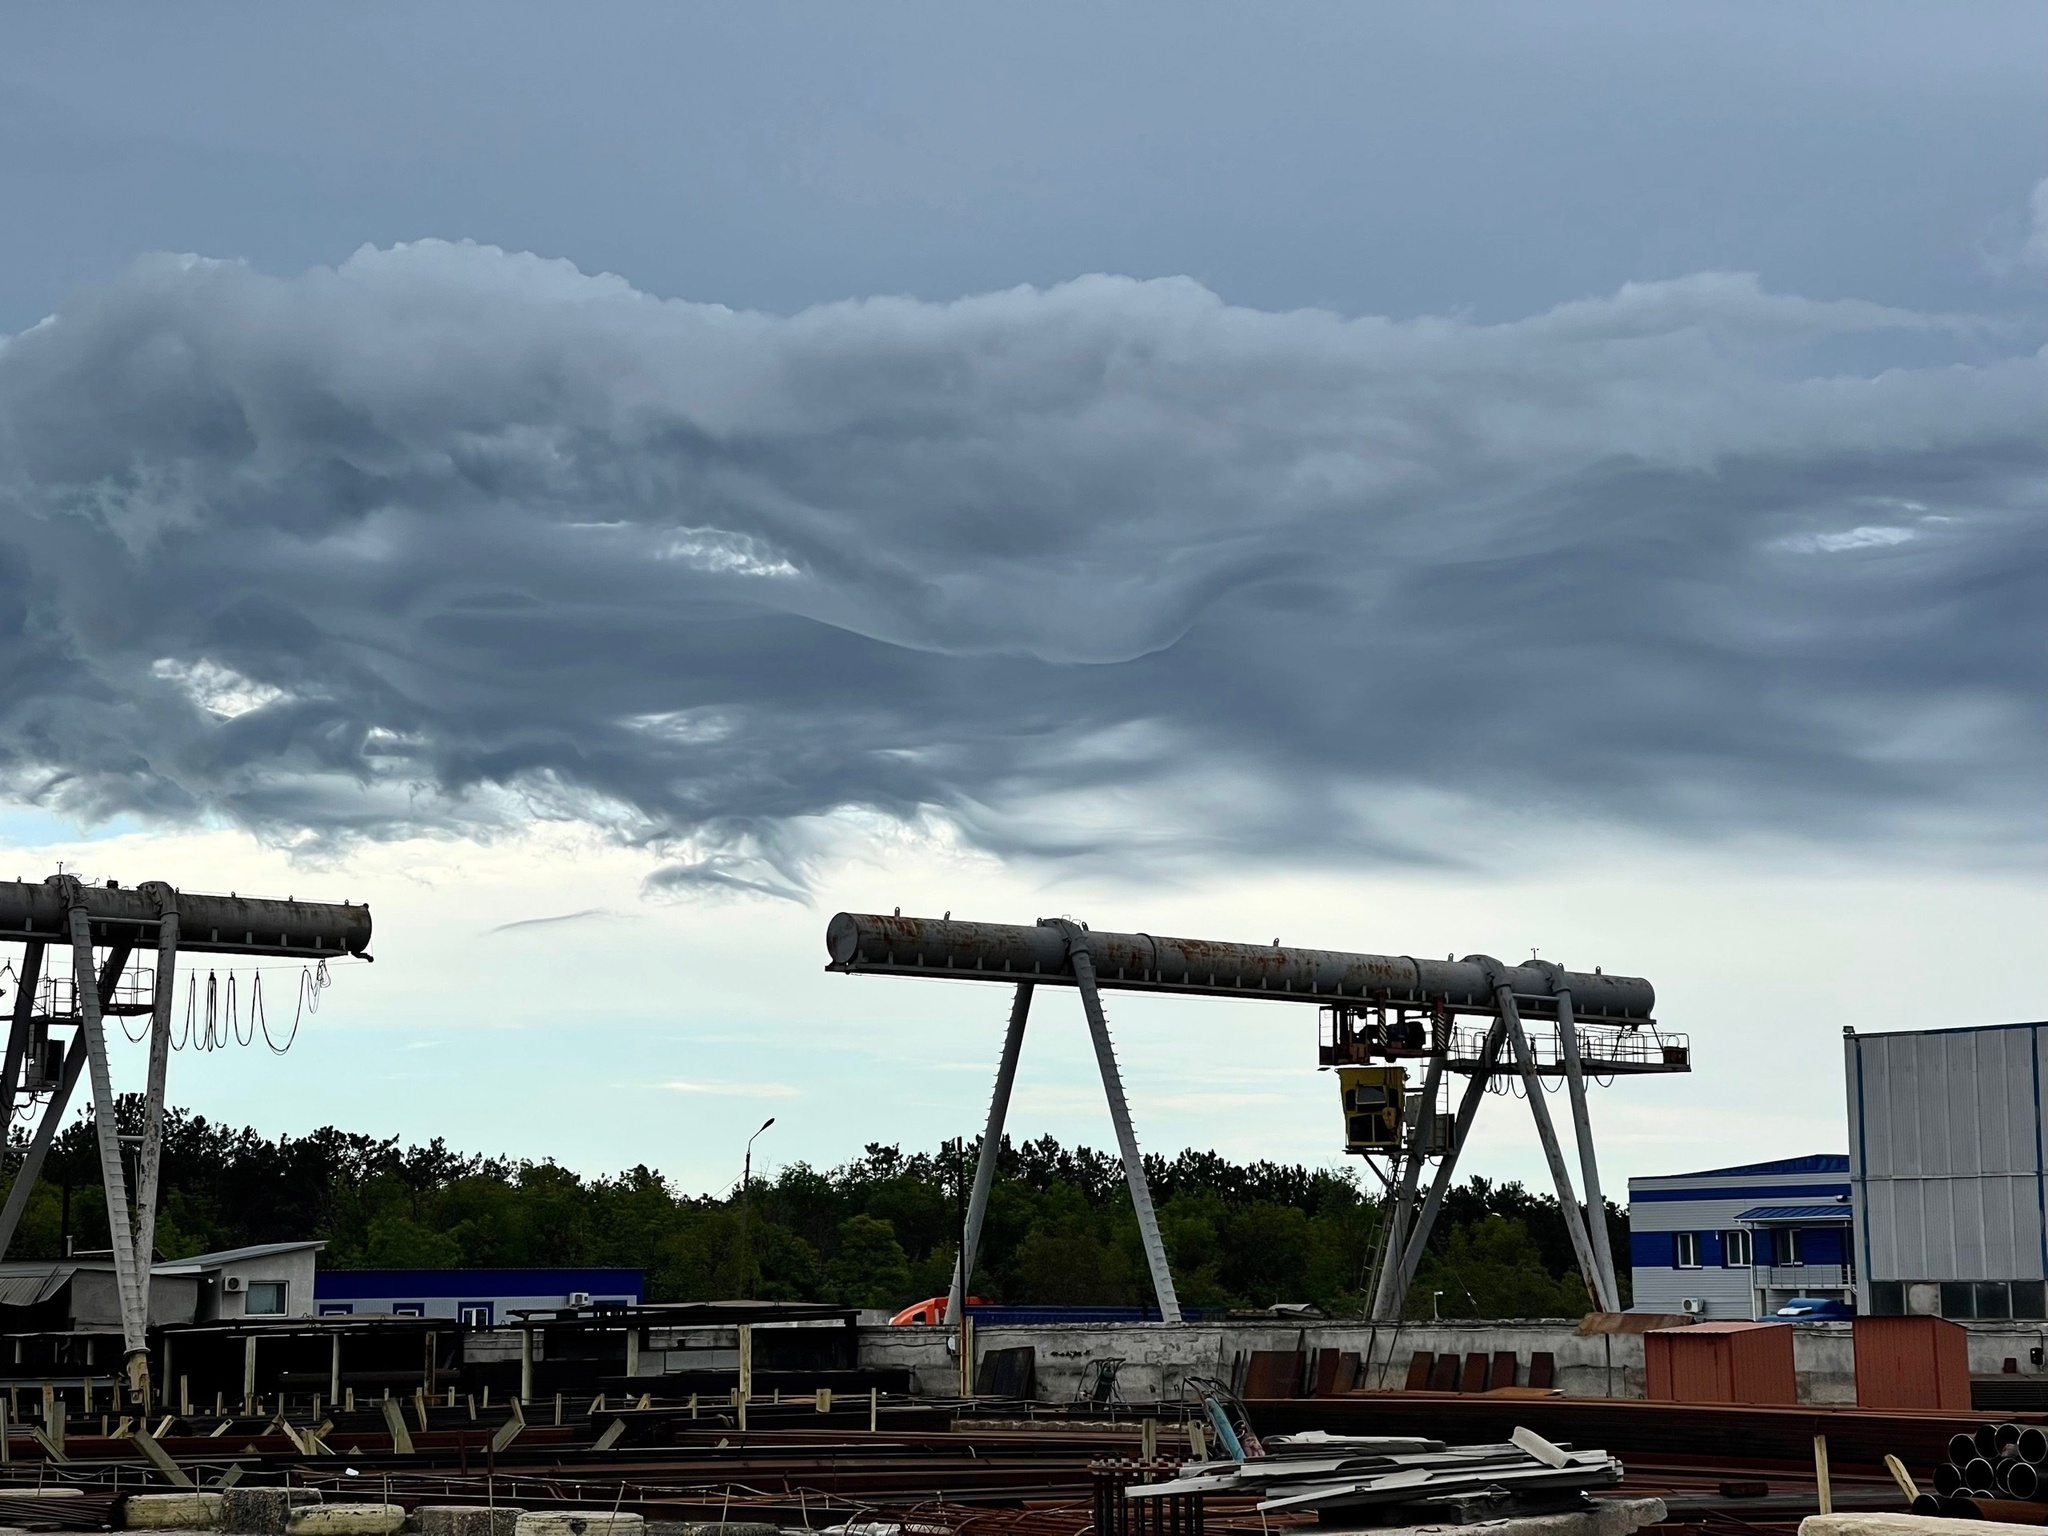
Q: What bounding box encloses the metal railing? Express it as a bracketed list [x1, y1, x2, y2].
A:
[36, 968, 156, 1019]
[1445, 1020, 1690, 1075]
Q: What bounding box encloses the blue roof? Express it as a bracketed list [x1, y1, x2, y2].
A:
[1658, 1154, 1849, 1179]
[1736, 1204, 1854, 1222]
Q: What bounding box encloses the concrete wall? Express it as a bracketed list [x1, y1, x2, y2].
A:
[864, 1318, 2048, 1406]
[201, 1250, 320, 1321]
[862, 1320, 1638, 1402]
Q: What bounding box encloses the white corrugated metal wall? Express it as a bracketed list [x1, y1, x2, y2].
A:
[1846, 1023, 2048, 1306]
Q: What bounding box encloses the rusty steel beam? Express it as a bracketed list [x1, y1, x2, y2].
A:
[825, 913, 1653, 1025]
[0, 878, 371, 960]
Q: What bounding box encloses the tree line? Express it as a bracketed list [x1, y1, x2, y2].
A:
[0, 1097, 1628, 1317]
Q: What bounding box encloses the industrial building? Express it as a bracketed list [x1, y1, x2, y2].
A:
[1627, 1154, 1853, 1319]
[1846, 1019, 2048, 1320]
[313, 1265, 642, 1323]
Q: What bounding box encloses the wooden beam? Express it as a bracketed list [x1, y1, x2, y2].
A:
[379, 1397, 415, 1456]
[131, 1428, 195, 1489]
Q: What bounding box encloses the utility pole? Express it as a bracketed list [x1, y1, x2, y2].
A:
[954, 1137, 971, 1396]
[738, 1117, 775, 1300]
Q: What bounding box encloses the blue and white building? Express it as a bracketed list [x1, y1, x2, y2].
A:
[1628, 1155, 1854, 1319]
[314, 1268, 642, 1326]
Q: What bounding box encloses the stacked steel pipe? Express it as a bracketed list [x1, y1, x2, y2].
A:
[1919, 1423, 2048, 1522]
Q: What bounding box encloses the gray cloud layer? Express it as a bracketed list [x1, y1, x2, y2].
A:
[0, 242, 2041, 888]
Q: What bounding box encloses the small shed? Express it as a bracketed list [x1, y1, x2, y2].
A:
[1854, 1314, 1970, 1409]
[1645, 1320, 1797, 1405]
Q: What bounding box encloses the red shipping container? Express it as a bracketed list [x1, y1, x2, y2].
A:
[1644, 1321, 1797, 1405]
[1854, 1315, 1970, 1409]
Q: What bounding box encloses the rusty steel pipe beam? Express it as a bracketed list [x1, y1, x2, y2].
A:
[825, 913, 1653, 1024]
[0, 878, 371, 960]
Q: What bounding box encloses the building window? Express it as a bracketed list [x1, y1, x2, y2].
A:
[1976, 1282, 2013, 1320]
[393, 1303, 425, 1317]
[318, 1303, 354, 1316]
[1723, 1230, 1752, 1267]
[1869, 1281, 1905, 1316]
[1778, 1229, 1803, 1266]
[1939, 1281, 1974, 1319]
[2015, 1281, 2047, 1321]
[458, 1302, 494, 1327]
[1675, 1232, 1701, 1268]
[245, 1281, 286, 1316]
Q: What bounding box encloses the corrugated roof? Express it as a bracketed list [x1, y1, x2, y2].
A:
[175, 1240, 324, 1267]
[1736, 1203, 1855, 1222]
[0, 1266, 74, 1308]
[1654, 1154, 1850, 1180]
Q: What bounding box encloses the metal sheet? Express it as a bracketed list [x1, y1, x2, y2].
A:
[0, 880, 371, 959]
[825, 912, 1654, 1023]
[0, 1265, 70, 1306]
[1847, 1023, 2048, 1285]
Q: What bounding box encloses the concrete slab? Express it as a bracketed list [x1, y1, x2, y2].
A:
[222, 1487, 322, 1535]
[414, 1507, 525, 1536]
[286, 1506, 406, 1536]
[125, 1493, 225, 1529]
[1804, 1517, 2048, 1536]
[1327, 1496, 1667, 1536]
[513, 1515, 646, 1536]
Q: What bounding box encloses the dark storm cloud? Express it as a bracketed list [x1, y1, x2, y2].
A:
[0, 241, 2041, 884]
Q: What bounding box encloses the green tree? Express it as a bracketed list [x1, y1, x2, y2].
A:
[827, 1214, 913, 1307]
[0, 1103, 1619, 1317]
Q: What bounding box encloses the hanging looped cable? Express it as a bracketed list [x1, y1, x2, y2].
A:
[261, 961, 327, 1054]
[166, 961, 328, 1054]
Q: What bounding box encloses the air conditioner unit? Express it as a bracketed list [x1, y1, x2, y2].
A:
[567, 1291, 592, 1307]
[224, 1276, 246, 1293]
[1680, 1297, 1705, 1315]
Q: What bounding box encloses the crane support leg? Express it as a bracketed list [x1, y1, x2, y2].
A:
[62, 881, 153, 1404]
[1554, 984, 1621, 1309]
[1059, 926, 1180, 1323]
[1487, 965, 1611, 1311]
[1370, 1048, 1445, 1321]
[131, 888, 180, 1278]
[947, 982, 1033, 1323]
[1390, 1018, 1505, 1313]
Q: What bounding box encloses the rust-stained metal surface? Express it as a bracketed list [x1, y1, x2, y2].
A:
[825, 912, 1654, 1024]
[0, 877, 372, 959]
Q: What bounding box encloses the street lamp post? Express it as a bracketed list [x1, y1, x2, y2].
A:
[739, 1117, 775, 1300]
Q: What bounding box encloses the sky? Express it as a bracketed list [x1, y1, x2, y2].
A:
[0, 2, 2043, 1205]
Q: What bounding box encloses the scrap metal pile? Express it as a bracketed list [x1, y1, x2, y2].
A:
[1130, 1426, 1624, 1525]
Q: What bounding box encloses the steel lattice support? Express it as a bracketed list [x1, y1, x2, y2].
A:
[1387, 1016, 1506, 1316]
[1368, 1048, 1445, 1320]
[827, 910, 1670, 1327]
[0, 874, 372, 1406]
